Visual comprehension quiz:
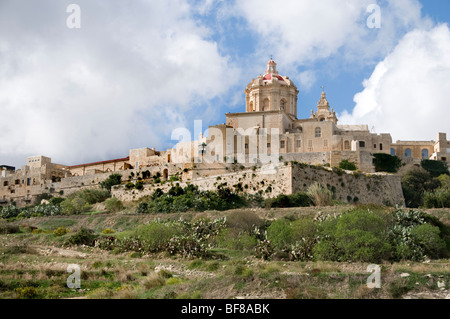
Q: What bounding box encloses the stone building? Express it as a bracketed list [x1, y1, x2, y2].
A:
[0, 59, 448, 206]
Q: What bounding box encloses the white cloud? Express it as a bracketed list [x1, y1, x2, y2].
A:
[233, 0, 433, 91]
[0, 0, 238, 167]
[340, 24, 450, 141]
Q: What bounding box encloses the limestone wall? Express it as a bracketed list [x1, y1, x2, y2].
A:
[112, 162, 405, 207]
[291, 163, 404, 206]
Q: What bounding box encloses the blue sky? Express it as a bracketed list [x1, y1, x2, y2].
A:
[0, 0, 449, 167]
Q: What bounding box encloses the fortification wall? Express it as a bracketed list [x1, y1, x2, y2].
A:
[113, 163, 405, 207]
[291, 163, 404, 206]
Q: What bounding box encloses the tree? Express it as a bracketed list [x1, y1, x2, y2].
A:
[401, 167, 440, 208]
[421, 160, 449, 178]
[339, 159, 357, 171]
[373, 153, 402, 173]
[99, 174, 122, 191]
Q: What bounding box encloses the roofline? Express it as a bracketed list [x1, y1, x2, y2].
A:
[68, 157, 129, 169]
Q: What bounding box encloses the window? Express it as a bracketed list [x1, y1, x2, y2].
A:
[135, 162, 139, 169]
[296, 140, 301, 148]
[27, 178, 31, 186]
[405, 149, 412, 158]
[15, 180, 20, 185]
[421, 149, 429, 159]
[344, 141, 350, 150]
[374, 144, 377, 149]
[263, 98, 270, 111]
[315, 127, 321, 138]
[245, 144, 249, 150]
[359, 141, 366, 148]
[3, 181, 8, 187]
[280, 99, 286, 110]
[267, 143, 271, 148]
[380, 143, 383, 151]
[442, 157, 447, 161]
[390, 148, 396, 156]
[280, 141, 285, 149]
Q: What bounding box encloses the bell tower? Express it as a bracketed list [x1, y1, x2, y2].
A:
[244, 59, 299, 118]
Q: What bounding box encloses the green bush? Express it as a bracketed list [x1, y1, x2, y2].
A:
[265, 193, 312, 208]
[267, 219, 293, 250]
[15, 287, 38, 299]
[306, 183, 333, 207]
[423, 187, 450, 208]
[48, 197, 65, 206]
[0, 205, 20, 219]
[215, 228, 258, 250]
[373, 154, 402, 173]
[133, 222, 184, 253]
[314, 210, 391, 263]
[60, 197, 91, 215]
[67, 228, 98, 246]
[411, 224, 446, 259]
[401, 167, 440, 208]
[339, 159, 357, 171]
[226, 211, 264, 233]
[53, 227, 69, 237]
[100, 174, 122, 191]
[421, 160, 449, 178]
[0, 220, 20, 234]
[104, 197, 124, 213]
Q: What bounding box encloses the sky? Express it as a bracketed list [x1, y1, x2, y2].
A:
[0, 0, 449, 168]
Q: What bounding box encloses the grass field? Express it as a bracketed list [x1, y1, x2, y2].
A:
[1, 206, 449, 300]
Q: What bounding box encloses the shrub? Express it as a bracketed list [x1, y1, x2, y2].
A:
[314, 209, 391, 263]
[125, 182, 135, 190]
[73, 188, 111, 204]
[15, 287, 38, 299]
[102, 228, 115, 234]
[265, 193, 312, 208]
[215, 228, 258, 250]
[60, 197, 91, 215]
[267, 219, 293, 250]
[373, 154, 402, 173]
[135, 180, 144, 190]
[49, 197, 65, 206]
[339, 159, 357, 171]
[100, 174, 122, 191]
[67, 228, 98, 246]
[53, 227, 69, 237]
[0, 220, 20, 234]
[421, 160, 449, 178]
[134, 222, 184, 253]
[0, 205, 20, 219]
[104, 197, 124, 213]
[410, 224, 446, 259]
[401, 167, 440, 208]
[423, 187, 450, 208]
[226, 211, 264, 233]
[306, 183, 333, 207]
[136, 202, 149, 214]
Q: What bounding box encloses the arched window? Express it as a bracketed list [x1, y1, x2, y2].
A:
[421, 149, 429, 159]
[249, 101, 254, 112]
[280, 99, 286, 110]
[263, 98, 270, 111]
[390, 148, 396, 156]
[344, 141, 350, 150]
[405, 149, 412, 158]
[315, 127, 321, 138]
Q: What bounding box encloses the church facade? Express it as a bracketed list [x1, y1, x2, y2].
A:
[1, 60, 449, 206]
